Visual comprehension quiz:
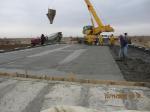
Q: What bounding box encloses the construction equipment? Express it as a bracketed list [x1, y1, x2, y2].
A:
[83, 0, 114, 44]
[46, 32, 62, 43]
[31, 32, 62, 46]
[47, 0, 114, 44]
[47, 9, 56, 24]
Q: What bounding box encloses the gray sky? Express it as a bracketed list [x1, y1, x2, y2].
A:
[0, 0, 150, 38]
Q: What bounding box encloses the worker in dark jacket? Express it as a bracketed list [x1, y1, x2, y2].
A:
[41, 34, 46, 45]
[119, 34, 128, 60]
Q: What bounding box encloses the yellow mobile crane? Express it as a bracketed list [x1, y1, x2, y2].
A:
[47, 0, 114, 44]
[83, 0, 114, 44]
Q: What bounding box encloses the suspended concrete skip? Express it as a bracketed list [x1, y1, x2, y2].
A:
[47, 9, 56, 24]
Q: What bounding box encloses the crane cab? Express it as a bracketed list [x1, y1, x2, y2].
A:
[83, 25, 93, 35]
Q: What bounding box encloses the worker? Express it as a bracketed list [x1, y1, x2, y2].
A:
[119, 34, 128, 61]
[41, 34, 46, 45]
[99, 35, 104, 46]
[124, 33, 129, 58]
[109, 34, 115, 47]
[95, 37, 99, 45]
[86, 36, 92, 45]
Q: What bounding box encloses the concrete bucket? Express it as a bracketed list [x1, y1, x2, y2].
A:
[46, 9, 56, 24]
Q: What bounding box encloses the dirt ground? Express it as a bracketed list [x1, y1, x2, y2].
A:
[131, 36, 150, 48]
[110, 45, 150, 82]
[0, 44, 30, 51]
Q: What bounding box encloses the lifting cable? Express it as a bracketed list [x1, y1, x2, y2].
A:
[48, 0, 56, 8]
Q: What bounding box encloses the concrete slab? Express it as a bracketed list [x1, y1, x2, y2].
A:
[0, 44, 123, 81]
[0, 77, 149, 112]
[56, 46, 123, 80]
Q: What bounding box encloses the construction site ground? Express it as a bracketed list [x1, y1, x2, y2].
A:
[0, 44, 150, 112]
[0, 44, 30, 52]
[0, 76, 149, 112]
[110, 45, 150, 82]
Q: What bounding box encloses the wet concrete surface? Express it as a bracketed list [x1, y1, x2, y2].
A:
[0, 44, 123, 81]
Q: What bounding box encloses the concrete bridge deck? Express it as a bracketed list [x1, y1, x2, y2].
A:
[0, 44, 149, 112]
[0, 44, 123, 81]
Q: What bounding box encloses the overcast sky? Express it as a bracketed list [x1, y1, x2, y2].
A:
[0, 0, 150, 38]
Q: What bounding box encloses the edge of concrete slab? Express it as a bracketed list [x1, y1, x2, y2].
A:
[0, 43, 67, 53]
[0, 72, 149, 88]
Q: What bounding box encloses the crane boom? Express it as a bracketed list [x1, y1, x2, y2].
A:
[84, 0, 103, 27]
[83, 0, 114, 36]
[46, 0, 114, 44]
